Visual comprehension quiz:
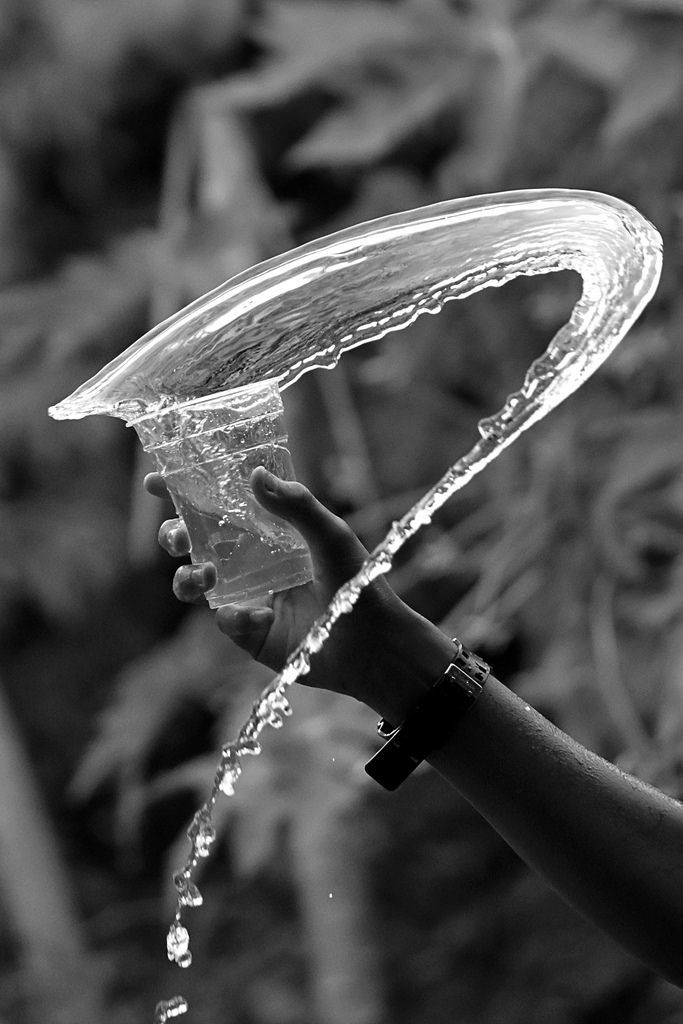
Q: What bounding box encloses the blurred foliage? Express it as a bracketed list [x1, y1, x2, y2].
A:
[2, 0, 683, 1021]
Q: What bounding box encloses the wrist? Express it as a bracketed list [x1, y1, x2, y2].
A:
[361, 596, 455, 725]
[365, 634, 491, 790]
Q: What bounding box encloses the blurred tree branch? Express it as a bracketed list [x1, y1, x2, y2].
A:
[0, 680, 103, 1023]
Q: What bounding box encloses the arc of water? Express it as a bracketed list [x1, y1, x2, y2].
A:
[49, 190, 661, 427]
[48, 190, 662, 1024]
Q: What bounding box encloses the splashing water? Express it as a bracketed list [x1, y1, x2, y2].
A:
[48, 190, 661, 423]
[48, 190, 662, 1017]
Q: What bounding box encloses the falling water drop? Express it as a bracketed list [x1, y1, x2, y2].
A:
[173, 872, 203, 908]
[218, 768, 239, 796]
[167, 922, 190, 964]
[268, 691, 293, 717]
[238, 738, 262, 756]
[217, 747, 242, 796]
[305, 629, 328, 654]
[154, 995, 188, 1022]
[477, 416, 504, 442]
[188, 807, 216, 858]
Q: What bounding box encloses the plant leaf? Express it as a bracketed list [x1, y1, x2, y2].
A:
[530, 6, 636, 86]
[225, 0, 418, 105]
[603, 46, 683, 145]
[71, 612, 266, 802]
[611, 0, 683, 12]
[288, 76, 464, 170]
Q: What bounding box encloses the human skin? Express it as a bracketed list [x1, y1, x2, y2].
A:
[146, 467, 683, 988]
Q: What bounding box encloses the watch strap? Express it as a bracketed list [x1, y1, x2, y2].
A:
[364, 639, 490, 791]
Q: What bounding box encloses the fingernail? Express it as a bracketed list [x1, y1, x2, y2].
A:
[259, 468, 280, 494]
[190, 564, 210, 585]
[234, 608, 252, 629]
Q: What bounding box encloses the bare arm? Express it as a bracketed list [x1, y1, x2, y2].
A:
[431, 658, 683, 987]
[148, 467, 683, 988]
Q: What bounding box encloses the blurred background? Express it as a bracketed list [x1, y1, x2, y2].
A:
[1, 0, 683, 1021]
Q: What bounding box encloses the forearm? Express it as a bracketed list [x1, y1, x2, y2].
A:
[365, 618, 683, 987]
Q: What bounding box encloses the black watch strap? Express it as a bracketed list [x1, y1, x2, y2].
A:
[364, 639, 490, 791]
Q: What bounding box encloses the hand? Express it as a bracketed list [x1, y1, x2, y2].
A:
[145, 467, 453, 721]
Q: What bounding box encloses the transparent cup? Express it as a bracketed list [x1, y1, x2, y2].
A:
[131, 379, 313, 607]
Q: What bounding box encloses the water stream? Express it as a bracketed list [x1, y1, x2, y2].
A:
[49, 191, 662, 1021]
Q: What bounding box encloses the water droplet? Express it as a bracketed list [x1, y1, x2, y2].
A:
[408, 507, 432, 529]
[268, 691, 292, 716]
[173, 872, 203, 908]
[289, 651, 311, 677]
[305, 629, 327, 654]
[477, 416, 504, 442]
[188, 808, 216, 857]
[167, 922, 190, 963]
[196, 828, 216, 856]
[333, 593, 356, 615]
[372, 550, 393, 574]
[238, 737, 262, 756]
[219, 768, 239, 796]
[154, 995, 188, 1022]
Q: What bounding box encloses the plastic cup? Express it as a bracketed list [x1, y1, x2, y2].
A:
[131, 379, 313, 607]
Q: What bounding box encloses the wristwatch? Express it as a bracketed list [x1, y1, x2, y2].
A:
[364, 638, 490, 791]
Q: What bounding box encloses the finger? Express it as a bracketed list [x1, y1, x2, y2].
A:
[144, 472, 169, 500]
[158, 518, 191, 557]
[250, 467, 367, 575]
[215, 604, 274, 661]
[172, 562, 216, 603]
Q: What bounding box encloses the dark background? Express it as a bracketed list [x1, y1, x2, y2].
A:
[1, 0, 683, 1021]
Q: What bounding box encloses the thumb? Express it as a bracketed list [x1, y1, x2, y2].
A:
[250, 467, 368, 576]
